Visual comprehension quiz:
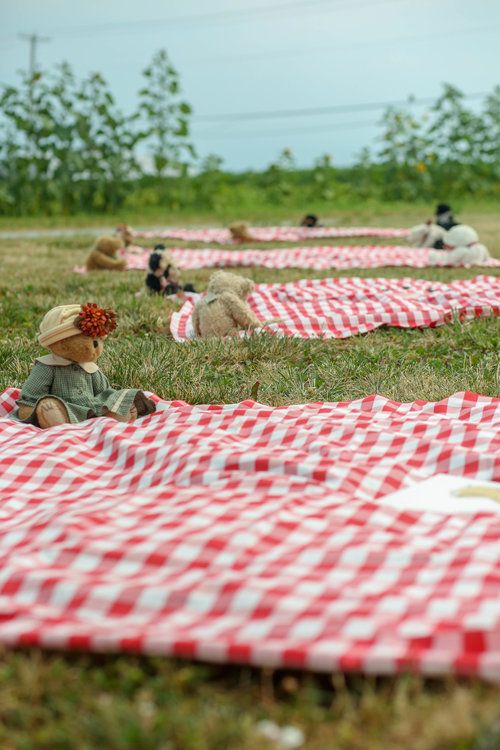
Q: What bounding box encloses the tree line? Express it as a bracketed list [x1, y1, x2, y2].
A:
[0, 50, 498, 216]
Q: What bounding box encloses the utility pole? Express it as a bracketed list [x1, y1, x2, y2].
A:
[18, 33, 50, 75]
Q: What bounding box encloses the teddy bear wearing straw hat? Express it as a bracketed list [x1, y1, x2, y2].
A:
[13, 303, 156, 429]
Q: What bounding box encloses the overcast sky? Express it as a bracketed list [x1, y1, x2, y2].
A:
[1, 0, 498, 170]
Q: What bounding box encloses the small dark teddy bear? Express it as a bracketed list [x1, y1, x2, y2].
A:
[300, 214, 320, 227]
[13, 303, 156, 429]
[146, 244, 196, 296]
[85, 236, 127, 272]
[435, 203, 459, 231]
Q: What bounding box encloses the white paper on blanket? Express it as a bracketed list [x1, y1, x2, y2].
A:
[379, 474, 500, 514]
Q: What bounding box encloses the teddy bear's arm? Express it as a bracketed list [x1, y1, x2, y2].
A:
[166, 261, 181, 284]
[222, 292, 262, 329]
[191, 304, 202, 337]
[17, 363, 55, 407]
[86, 250, 127, 271]
[91, 369, 114, 396]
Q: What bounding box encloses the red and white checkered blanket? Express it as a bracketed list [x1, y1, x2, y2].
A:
[73, 246, 500, 274]
[132, 226, 411, 243]
[170, 275, 500, 341]
[0, 388, 499, 680]
[127, 245, 500, 271]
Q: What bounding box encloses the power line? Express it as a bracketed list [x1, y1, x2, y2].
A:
[18, 33, 50, 75]
[0, 0, 335, 44]
[0, 0, 409, 44]
[195, 118, 379, 139]
[193, 92, 487, 123]
[201, 24, 498, 64]
[54, 0, 334, 35]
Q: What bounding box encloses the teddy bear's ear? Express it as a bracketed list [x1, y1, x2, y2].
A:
[207, 270, 228, 293]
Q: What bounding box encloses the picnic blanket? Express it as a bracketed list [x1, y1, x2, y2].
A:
[132, 226, 411, 243]
[73, 245, 500, 274]
[0, 388, 499, 681]
[170, 275, 500, 341]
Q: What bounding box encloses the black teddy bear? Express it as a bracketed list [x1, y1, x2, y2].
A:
[300, 214, 321, 228]
[433, 204, 460, 249]
[145, 244, 196, 296]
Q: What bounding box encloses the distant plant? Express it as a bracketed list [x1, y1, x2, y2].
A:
[193, 154, 227, 209]
[0, 51, 195, 215]
[375, 84, 500, 200]
[261, 148, 296, 203]
[310, 153, 335, 201]
[139, 49, 195, 178]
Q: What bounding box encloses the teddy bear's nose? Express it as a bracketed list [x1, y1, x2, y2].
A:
[93, 340, 99, 348]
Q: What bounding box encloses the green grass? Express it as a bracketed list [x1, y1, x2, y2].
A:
[1, 209, 499, 749]
[1, 196, 499, 231]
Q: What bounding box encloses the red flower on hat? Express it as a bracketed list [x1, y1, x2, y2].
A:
[75, 303, 117, 338]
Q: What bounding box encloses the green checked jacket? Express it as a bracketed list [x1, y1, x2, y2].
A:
[13, 356, 140, 423]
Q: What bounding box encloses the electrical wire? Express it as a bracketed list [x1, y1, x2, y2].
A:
[193, 92, 487, 123]
[0, 0, 414, 44]
[200, 25, 497, 63]
[195, 118, 379, 139]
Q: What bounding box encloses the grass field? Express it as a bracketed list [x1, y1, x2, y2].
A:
[1, 206, 499, 749]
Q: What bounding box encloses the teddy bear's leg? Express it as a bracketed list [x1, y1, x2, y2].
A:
[35, 397, 70, 429]
[96, 253, 128, 271]
[17, 404, 34, 421]
[103, 405, 138, 423]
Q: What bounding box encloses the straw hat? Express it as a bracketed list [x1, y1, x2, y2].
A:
[38, 304, 82, 347]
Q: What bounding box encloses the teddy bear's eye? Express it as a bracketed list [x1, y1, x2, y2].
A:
[93, 340, 99, 348]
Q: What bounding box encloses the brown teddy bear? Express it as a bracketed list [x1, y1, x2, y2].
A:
[85, 236, 127, 271]
[116, 223, 134, 247]
[13, 303, 156, 429]
[228, 221, 257, 243]
[191, 271, 279, 338]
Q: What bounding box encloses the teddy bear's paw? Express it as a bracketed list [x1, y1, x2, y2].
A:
[103, 406, 137, 423]
[36, 398, 70, 429]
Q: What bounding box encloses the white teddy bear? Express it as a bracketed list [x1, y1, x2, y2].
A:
[407, 222, 447, 248]
[429, 225, 490, 266]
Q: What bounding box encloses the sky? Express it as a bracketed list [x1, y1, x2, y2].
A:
[1, 0, 499, 171]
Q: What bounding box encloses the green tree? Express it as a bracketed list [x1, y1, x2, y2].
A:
[73, 70, 145, 211]
[261, 148, 296, 203]
[0, 69, 58, 212]
[310, 153, 335, 201]
[139, 49, 195, 178]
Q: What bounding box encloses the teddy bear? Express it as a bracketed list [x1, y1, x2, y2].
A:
[435, 203, 459, 231]
[228, 221, 257, 243]
[300, 213, 320, 227]
[191, 270, 280, 338]
[116, 223, 135, 247]
[428, 225, 490, 266]
[145, 244, 196, 296]
[13, 303, 156, 429]
[85, 236, 127, 271]
[407, 221, 447, 249]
